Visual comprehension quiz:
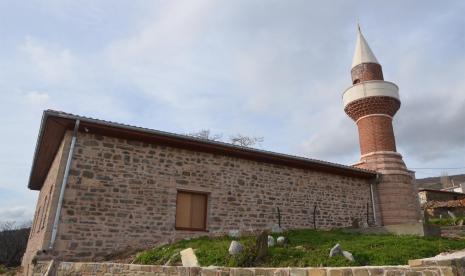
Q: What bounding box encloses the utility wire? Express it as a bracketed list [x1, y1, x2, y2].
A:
[410, 167, 465, 170]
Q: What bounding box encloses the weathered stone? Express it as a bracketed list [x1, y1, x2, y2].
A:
[405, 271, 422, 276]
[308, 268, 327, 276]
[276, 236, 288, 246]
[329, 243, 342, 257]
[342, 250, 354, 262]
[180, 248, 199, 267]
[231, 268, 254, 276]
[328, 269, 352, 276]
[273, 268, 290, 276]
[253, 268, 275, 276]
[228, 241, 244, 255]
[351, 268, 368, 276]
[201, 268, 217, 276]
[268, 235, 275, 247]
[290, 268, 307, 276]
[367, 268, 384, 276]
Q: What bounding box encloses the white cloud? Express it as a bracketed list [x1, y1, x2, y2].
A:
[24, 91, 50, 106]
[20, 36, 76, 83]
[0, 206, 33, 225]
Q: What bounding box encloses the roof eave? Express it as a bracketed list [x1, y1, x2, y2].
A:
[27, 110, 377, 190]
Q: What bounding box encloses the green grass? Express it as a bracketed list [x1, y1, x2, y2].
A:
[429, 216, 465, 226]
[134, 229, 465, 267]
[0, 265, 17, 276]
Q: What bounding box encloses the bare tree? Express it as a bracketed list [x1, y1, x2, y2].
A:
[186, 129, 223, 141]
[0, 221, 31, 267]
[229, 134, 264, 148]
[187, 129, 265, 148]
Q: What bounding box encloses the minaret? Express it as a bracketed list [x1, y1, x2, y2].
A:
[343, 26, 421, 225]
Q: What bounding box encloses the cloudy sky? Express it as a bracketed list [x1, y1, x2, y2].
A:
[0, 0, 464, 223]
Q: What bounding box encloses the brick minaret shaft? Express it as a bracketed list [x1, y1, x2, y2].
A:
[343, 26, 421, 225]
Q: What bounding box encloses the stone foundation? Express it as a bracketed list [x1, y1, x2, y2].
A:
[355, 152, 421, 225]
[31, 260, 462, 276]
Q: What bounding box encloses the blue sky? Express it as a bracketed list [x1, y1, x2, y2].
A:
[0, 0, 464, 223]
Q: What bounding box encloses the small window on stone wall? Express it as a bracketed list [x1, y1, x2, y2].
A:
[175, 191, 208, 231]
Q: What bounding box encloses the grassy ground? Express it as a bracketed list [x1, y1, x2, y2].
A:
[134, 229, 465, 267]
[0, 265, 18, 276]
[429, 216, 465, 226]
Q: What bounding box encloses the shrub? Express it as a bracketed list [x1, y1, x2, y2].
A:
[429, 216, 465, 226]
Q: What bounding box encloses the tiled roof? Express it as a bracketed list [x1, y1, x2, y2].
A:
[426, 199, 465, 209]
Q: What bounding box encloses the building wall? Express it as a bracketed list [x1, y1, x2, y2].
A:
[22, 132, 72, 274]
[47, 132, 376, 261]
[354, 152, 421, 225]
[419, 190, 465, 205]
[31, 261, 460, 276]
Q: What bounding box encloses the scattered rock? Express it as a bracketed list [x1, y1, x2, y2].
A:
[329, 243, 342, 257]
[271, 224, 283, 233]
[228, 241, 244, 255]
[228, 229, 241, 238]
[276, 236, 289, 246]
[255, 231, 268, 261]
[294, 245, 305, 251]
[361, 221, 369, 228]
[268, 235, 275, 247]
[180, 248, 199, 267]
[342, 251, 355, 262]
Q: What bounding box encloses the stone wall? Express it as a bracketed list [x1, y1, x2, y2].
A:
[419, 190, 465, 206]
[22, 132, 72, 274]
[44, 131, 376, 261]
[32, 261, 461, 276]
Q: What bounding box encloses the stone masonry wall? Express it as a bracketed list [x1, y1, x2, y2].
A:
[49, 131, 375, 261]
[33, 261, 460, 276]
[22, 132, 72, 274]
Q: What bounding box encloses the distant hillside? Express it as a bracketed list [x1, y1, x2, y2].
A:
[416, 174, 465, 190]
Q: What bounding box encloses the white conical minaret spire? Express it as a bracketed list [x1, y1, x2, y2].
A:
[351, 24, 379, 68]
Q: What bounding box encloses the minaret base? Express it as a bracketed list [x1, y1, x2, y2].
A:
[354, 151, 421, 225]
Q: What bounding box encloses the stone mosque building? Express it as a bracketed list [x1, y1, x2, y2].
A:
[21, 27, 421, 272]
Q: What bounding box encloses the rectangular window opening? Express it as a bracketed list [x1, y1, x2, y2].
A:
[175, 191, 208, 231]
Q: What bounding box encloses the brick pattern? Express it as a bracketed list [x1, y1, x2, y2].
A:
[44, 131, 376, 262]
[356, 116, 397, 155]
[32, 261, 460, 276]
[356, 152, 421, 225]
[351, 63, 384, 84]
[344, 96, 400, 121]
[22, 132, 72, 275]
[344, 58, 421, 225]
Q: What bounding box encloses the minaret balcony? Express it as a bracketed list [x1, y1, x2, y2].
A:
[342, 80, 399, 108]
